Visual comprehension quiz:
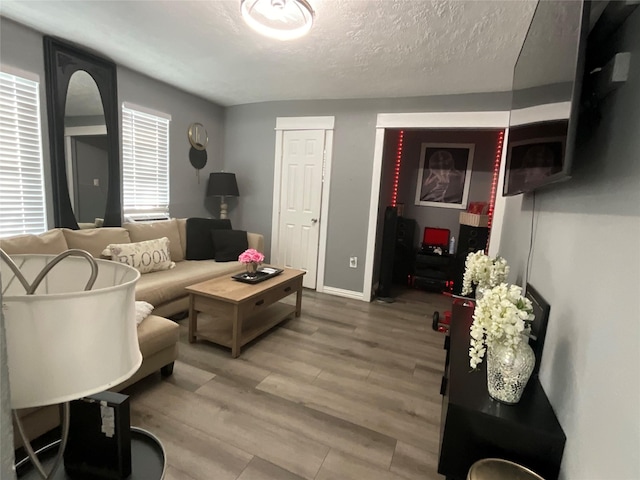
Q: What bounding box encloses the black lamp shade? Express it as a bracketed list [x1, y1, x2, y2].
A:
[207, 172, 239, 197]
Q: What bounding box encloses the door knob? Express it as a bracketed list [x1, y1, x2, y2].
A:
[311, 218, 318, 224]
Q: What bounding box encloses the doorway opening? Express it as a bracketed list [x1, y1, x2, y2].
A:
[364, 112, 510, 301]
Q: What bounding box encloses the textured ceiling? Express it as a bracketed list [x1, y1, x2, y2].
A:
[1, 0, 538, 107]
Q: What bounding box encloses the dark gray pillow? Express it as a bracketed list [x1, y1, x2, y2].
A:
[185, 218, 232, 260]
[211, 230, 248, 262]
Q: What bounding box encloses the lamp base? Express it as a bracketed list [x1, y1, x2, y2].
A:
[15, 427, 165, 480]
[14, 403, 70, 479]
[220, 200, 228, 220]
[64, 392, 131, 479]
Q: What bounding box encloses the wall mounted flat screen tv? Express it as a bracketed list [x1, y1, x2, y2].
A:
[503, 0, 590, 196]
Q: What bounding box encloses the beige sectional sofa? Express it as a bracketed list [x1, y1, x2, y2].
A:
[1, 218, 264, 446]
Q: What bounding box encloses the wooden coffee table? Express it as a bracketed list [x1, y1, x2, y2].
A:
[186, 268, 305, 358]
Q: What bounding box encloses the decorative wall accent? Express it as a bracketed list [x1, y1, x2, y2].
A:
[414, 143, 475, 209]
[391, 130, 404, 207]
[487, 130, 505, 232]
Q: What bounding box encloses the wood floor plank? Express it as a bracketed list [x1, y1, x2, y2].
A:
[413, 361, 449, 382]
[236, 457, 306, 480]
[390, 441, 443, 480]
[240, 348, 323, 381]
[164, 465, 198, 480]
[280, 317, 319, 335]
[309, 329, 419, 371]
[175, 329, 272, 386]
[273, 325, 415, 375]
[164, 360, 216, 392]
[367, 368, 436, 397]
[196, 375, 397, 469]
[256, 331, 374, 380]
[126, 288, 448, 480]
[312, 370, 441, 423]
[130, 405, 252, 480]
[351, 326, 446, 362]
[314, 449, 407, 480]
[256, 373, 436, 447]
[132, 382, 328, 480]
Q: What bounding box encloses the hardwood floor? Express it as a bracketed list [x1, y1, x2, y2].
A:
[124, 287, 451, 480]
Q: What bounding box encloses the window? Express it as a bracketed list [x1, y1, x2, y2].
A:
[122, 102, 171, 221]
[0, 68, 47, 237]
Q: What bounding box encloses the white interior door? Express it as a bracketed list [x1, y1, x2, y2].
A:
[278, 129, 325, 289]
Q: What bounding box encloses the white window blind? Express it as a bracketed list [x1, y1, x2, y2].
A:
[0, 70, 47, 237]
[122, 103, 170, 220]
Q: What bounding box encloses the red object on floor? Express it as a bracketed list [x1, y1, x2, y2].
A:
[432, 309, 452, 333]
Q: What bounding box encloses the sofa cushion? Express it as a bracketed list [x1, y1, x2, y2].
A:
[211, 229, 248, 262]
[135, 260, 244, 307]
[0, 230, 68, 255]
[247, 232, 264, 253]
[185, 218, 232, 260]
[62, 228, 130, 258]
[124, 219, 184, 262]
[106, 237, 175, 274]
[136, 315, 179, 358]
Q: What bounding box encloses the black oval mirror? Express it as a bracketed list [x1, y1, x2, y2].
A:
[44, 37, 121, 229]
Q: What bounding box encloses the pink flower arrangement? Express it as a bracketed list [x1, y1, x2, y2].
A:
[238, 248, 264, 265]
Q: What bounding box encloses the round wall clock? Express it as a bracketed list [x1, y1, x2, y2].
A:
[188, 122, 208, 151]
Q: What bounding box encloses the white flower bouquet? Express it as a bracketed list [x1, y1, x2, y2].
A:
[469, 283, 535, 369]
[461, 250, 510, 297]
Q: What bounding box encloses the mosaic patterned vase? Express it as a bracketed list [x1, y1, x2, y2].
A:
[486, 337, 535, 404]
[475, 286, 488, 302]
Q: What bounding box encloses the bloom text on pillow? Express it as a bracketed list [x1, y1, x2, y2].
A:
[105, 237, 175, 274]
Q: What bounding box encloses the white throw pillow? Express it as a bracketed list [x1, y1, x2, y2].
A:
[104, 237, 175, 274]
[135, 301, 154, 325]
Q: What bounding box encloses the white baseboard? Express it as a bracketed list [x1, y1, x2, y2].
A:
[321, 286, 366, 301]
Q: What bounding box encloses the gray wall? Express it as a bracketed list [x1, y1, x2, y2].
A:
[224, 93, 510, 293]
[117, 67, 225, 219]
[499, 9, 640, 479]
[0, 17, 54, 229]
[0, 17, 226, 225]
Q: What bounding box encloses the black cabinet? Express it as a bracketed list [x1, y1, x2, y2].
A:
[413, 252, 452, 291]
[438, 298, 566, 480]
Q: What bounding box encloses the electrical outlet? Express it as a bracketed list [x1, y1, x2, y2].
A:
[349, 256, 357, 268]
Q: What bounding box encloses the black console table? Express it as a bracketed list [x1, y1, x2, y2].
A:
[438, 298, 566, 480]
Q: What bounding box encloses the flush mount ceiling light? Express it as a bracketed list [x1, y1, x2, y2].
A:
[241, 0, 314, 41]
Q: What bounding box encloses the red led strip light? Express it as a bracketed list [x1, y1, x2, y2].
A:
[391, 130, 404, 207]
[487, 130, 505, 232]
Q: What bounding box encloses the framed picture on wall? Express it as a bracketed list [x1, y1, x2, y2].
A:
[414, 143, 475, 209]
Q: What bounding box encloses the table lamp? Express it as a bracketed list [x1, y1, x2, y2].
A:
[1, 249, 142, 479]
[206, 172, 239, 219]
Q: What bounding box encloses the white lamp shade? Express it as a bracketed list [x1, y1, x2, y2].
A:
[2, 254, 142, 409]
